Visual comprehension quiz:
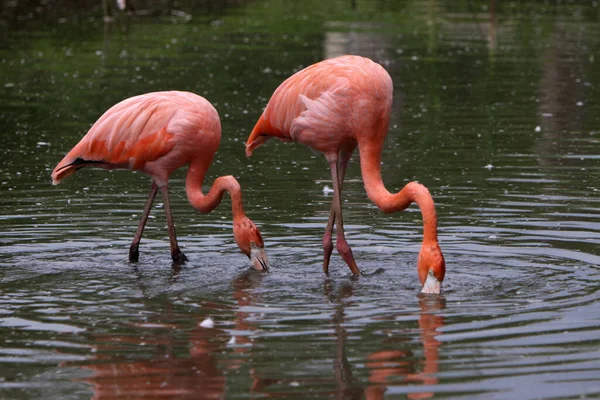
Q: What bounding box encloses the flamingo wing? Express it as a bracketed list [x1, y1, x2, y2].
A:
[246, 55, 383, 156]
[51, 92, 193, 185]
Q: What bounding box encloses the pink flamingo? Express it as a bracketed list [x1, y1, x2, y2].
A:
[52, 91, 269, 270]
[246, 55, 444, 293]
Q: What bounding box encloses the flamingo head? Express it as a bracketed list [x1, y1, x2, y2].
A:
[417, 242, 445, 294]
[233, 216, 270, 271]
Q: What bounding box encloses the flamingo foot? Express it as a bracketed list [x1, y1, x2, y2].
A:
[129, 244, 140, 262]
[322, 231, 334, 274]
[171, 248, 188, 265]
[336, 237, 360, 275]
[322, 257, 331, 275]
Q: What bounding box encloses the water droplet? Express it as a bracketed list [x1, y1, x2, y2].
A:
[199, 317, 214, 328]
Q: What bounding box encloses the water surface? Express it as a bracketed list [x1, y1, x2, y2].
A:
[1, 0, 599, 398]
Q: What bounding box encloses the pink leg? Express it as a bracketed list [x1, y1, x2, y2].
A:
[323, 152, 351, 274]
[328, 159, 360, 275]
[159, 185, 188, 265]
[129, 182, 158, 262]
[322, 208, 335, 274]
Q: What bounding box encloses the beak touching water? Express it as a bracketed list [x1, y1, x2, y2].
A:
[421, 270, 441, 294]
[250, 243, 270, 271]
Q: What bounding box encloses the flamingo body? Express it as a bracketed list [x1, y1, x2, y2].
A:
[246, 56, 444, 293]
[247, 56, 391, 156]
[53, 91, 219, 186]
[53, 91, 269, 269]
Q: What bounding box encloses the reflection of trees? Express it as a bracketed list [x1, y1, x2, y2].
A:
[488, 0, 497, 52]
[322, 20, 406, 185]
[323, 18, 401, 113]
[324, 22, 392, 62]
[535, 22, 587, 169]
[103, 0, 134, 22]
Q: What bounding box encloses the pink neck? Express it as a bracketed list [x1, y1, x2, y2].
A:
[358, 143, 439, 244]
[185, 159, 245, 218]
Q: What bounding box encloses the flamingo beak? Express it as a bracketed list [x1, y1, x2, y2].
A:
[421, 270, 441, 294]
[250, 243, 270, 271]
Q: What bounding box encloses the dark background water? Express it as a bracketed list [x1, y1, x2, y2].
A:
[1, 0, 599, 398]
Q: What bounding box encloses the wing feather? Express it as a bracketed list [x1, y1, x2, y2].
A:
[51, 91, 198, 184]
[246, 55, 389, 155]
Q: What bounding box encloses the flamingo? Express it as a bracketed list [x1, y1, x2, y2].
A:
[246, 55, 444, 293]
[52, 91, 269, 270]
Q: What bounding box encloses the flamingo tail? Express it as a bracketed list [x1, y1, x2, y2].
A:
[51, 156, 106, 185]
[245, 114, 291, 157]
[245, 118, 271, 157]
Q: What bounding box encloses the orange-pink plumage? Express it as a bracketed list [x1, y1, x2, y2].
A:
[52, 92, 216, 185]
[247, 55, 444, 293]
[53, 91, 269, 270]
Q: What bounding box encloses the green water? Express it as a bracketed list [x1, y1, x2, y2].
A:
[1, 1, 600, 398]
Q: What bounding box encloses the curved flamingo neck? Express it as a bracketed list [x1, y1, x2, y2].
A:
[185, 159, 246, 218]
[358, 143, 439, 244]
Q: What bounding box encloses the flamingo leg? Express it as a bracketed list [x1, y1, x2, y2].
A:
[328, 159, 360, 275]
[159, 185, 188, 265]
[129, 182, 159, 262]
[322, 203, 336, 274]
[323, 152, 351, 274]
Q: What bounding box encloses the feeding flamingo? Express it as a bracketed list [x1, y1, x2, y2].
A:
[52, 91, 269, 270]
[246, 55, 444, 293]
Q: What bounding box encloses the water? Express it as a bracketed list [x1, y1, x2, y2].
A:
[1, 0, 600, 398]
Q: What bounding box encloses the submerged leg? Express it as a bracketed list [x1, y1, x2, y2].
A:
[323, 151, 352, 274]
[129, 182, 159, 262]
[322, 204, 336, 274]
[328, 159, 360, 275]
[160, 185, 188, 265]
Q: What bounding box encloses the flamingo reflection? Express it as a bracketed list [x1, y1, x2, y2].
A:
[365, 296, 445, 400]
[322, 280, 445, 399]
[64, 274, 443, 398]
[77, 316, 226, 399]
[324, 278, 363, 399]
[228, 269, 275, 393]
[63, 270, 270, 399]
